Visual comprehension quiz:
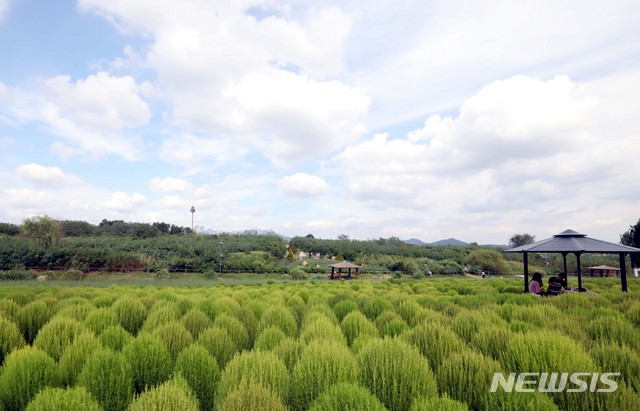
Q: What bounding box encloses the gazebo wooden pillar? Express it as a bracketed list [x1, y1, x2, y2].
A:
[329, 261, 361, 280]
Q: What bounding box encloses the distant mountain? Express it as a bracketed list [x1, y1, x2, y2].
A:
[404, 238, 469, 246]
[429, 238, 469, 246]
[405, 238, 427, 246]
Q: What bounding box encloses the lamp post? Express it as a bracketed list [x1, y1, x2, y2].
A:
[190, 206, 195, 232]
[219, 241, 224, 277]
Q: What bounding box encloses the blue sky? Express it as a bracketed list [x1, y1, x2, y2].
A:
[1, 0, 639, 244]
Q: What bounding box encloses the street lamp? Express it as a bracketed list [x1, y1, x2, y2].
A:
[190, 206, 195, 232]
[219, 241, 224, 277]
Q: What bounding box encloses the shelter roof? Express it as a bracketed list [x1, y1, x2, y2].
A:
[588, 265, 620, 271]
[329, 261, 361, 268]
[504, 229, 640, 254]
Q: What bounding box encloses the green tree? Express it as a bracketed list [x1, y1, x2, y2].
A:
[508, 233, 535, 248]
[464, 248, 508, 275]
[621, 219, 640, 268]
[21, 216, 61, 249]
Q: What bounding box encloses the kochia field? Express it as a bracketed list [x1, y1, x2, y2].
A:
[0, 277, 639, 410]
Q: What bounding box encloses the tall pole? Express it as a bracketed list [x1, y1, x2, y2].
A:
[190, 206, 195, 232]
[219, 241, 224, 277]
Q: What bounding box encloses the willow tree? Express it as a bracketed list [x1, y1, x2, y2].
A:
[21, 216, 61, 249]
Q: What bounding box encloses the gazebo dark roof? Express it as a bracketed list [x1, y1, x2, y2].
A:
[504, 229, 640, 293]
[505, 229, 640, 254]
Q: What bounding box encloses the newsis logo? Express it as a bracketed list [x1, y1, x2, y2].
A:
[490, 372, 620, 393]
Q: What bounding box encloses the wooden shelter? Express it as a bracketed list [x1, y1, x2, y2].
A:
[505, 229, 640, 293]
[588, 265, 620, 277]
[329, 261, 361, 280]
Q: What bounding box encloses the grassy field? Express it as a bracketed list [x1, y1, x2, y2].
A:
[0, 275, 639, 410]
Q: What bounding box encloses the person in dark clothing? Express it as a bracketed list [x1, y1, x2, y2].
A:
[547, 272, 568, 295]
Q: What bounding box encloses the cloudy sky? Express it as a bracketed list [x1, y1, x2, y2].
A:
[1, 0, 639, 244]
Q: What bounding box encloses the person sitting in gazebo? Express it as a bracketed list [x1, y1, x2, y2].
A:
[547, 272, 568, 296]
[528, 272, 545, 296]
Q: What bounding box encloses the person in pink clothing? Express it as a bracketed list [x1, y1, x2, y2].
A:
[528, 272, 545, 296]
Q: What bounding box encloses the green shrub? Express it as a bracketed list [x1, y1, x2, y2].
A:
[289, 268, 308, 280]
[217, 350, 289, 405]
[309, 382, 386, 411]
[396, 299, 427, 326]
[111, 296, 147, 335]
[197, 326, 239, 369]
[175, 344, 220, 411]
[469, 325, 514, 360]
[16, 300, 55, 343]
[272, 337, 303, 371]
[340, 311, 378, 346]
[358, 337, 437, 411]
[481, 390, 560, 411]
[152, 321, 193, 362]
[84, 307, 118, 334]
[362, 297, 394, 320]
[590, 342, 640, 393]
[33, 317, 86, 361]
[586, 316, 640, 351]
[255, 326, 288, 351]
[213, 313, 249, 350]
[77, 349, 133, 411]
[0, 316, 25, 364]
[300, 316, 346, 345]
[129, 377, 199, 411]
[216, 381, 288, 411]
[25, 387, 101, 411]
[401, 322, 466, 370]
[59, 332, 102, 386]
[122, 333, 172, 393]
[181, 308, 212, 340]
[333, 300, 359, 321]
[0, 347, 60, 411]
[464, 248, 508, 275]
[99, 325, 133, 351]
[290, 340, 359, 410]
[141, 305, 181, 333]
[258, 306, 298, 338]
[0, 299, 20, 321]
[410, 396, 469, 411]
[437, 350, 501, 410]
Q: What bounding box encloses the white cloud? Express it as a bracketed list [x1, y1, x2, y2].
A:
[149, 177, 193, 194]
[15, 163, 83, 188]
[79, 0, 370, 165]
[0, 0, 8, 22]
[103, 191, 147, 211]
[278, 172, 328, 198]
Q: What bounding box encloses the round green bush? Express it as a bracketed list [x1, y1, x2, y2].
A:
[308, 382, 386, 411]
[181, 308, 212, 340]
[111, 296, 147, 335]
[59, 332, 102, 386]
[258, 305, 299, 338]
[340, 311, 378, 347]
[122, 333, 172, 393]
[358, 337, 437, 411]
[0, 347, 60, 411]
[217, 381, 288, 411]
[362, 296, 394, 320]
[129, 377, 199, 411]
[401, 321, 466, 370]
[481, 390, 559, 411]
[333, 300, 359, 321]
[290, 340, 359, 410]
[254, 326, 288, 351]
[84, 307, 118, 334]
[272, 337, 303, 371]
[469, 325, 514, 360]
[300, 316, 346, 345]
[152, 321, 193, 362]
[197, 326, 239, 369]
[410, 396, 469, 411]
[175, 344, 220, 411]
[436, 350, 501, 410]
[99, 324, 133, 351]
[141, 305, 181, 333]
[0, 299, 20, 321]
[33, 317, 86, 361]
[16, 300, 55, 343]
[0, 316, 25, 364]
[213, 313, 250, 350]
[25, 387, 101, 411]
[77, 349, 133, 411]
[217, 350, 289, 405]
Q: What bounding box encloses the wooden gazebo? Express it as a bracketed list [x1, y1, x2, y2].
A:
[588, 265, 620, 277]
[329, 261, 361, 280]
